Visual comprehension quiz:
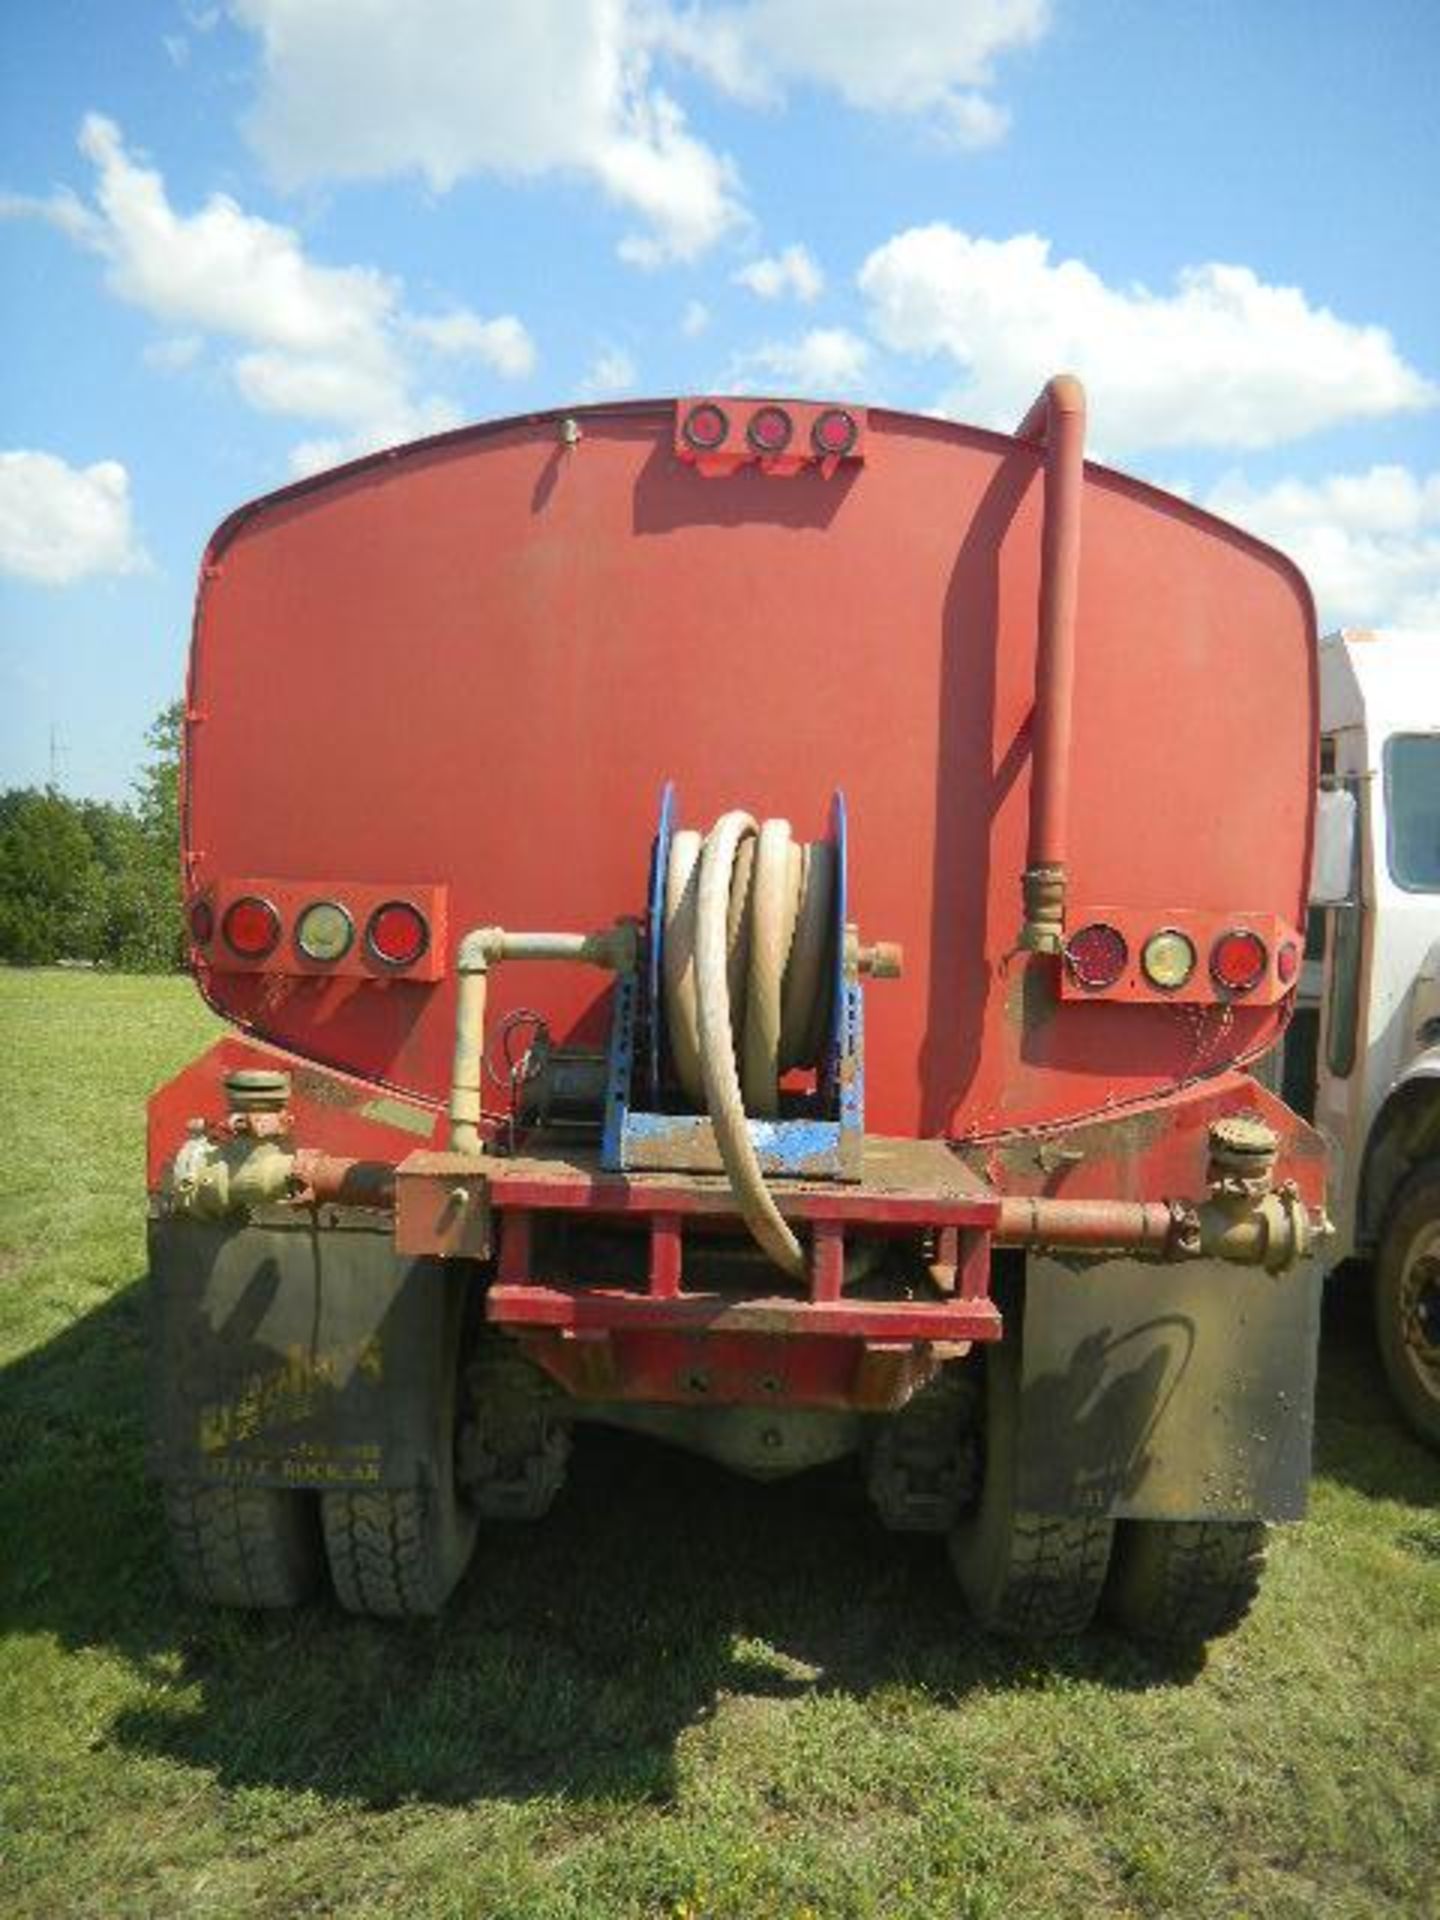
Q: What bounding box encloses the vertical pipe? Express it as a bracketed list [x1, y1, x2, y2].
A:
[1015, 374, 1087, 953]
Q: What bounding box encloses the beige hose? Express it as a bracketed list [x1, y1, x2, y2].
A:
[672, 808, 837, 1277]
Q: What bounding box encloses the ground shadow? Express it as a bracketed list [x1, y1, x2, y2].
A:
[2, 1264, 1430, 1812]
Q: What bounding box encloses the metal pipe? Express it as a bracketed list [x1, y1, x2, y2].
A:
[995, 1195, 1178, 1255]
[449, 923, 638, 1154]
[1015, 373, 1087, 953]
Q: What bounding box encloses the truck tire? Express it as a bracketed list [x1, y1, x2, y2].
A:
[321, 1482, 476, 1618]
[1375, 1161, 1440, 1449]
[164, 1481, 322, 1609]
[1106, 1519, 1267, 1646]
[948, 1341, 1114, 1637]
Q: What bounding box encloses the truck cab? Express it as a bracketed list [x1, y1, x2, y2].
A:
[1282, 628, 1440, 1441]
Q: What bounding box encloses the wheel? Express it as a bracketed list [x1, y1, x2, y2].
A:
[164, 1480, 323, 1609]
[321, 1483, 476, 1617]
[1375, 1162, 1440, 1449]
[321, 1285, 477, 1618]
[1106, 1520, 1267, 1645]
[948, 1341, 1114, 1637]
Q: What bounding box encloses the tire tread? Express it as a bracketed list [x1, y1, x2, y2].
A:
[164, 1481, 320, 1609]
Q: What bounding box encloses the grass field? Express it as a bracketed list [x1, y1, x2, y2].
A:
[1, 969, 1437, 1919]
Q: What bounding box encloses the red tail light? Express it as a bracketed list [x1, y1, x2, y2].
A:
[222, 895, 280, 959]
[682, 402, 728, 451]
[367, 900, 429, 968]
[812, 407, 858, 457]
[1211, 928, 1268, 993]
[747, 405, 793, 454]
[188, 899, 214, 946]
[1065, 922, 1128, 990]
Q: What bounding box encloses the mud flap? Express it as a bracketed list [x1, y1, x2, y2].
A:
[1014, 1254, 1322, 1522]
[147, 1212, 467, 1493]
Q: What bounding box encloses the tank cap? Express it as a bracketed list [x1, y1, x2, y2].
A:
[224, 1068, 291, 1113]
[1208, 1115, 1277, 1157]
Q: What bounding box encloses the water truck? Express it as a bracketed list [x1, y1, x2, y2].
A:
[148, 378, 1328, 1644]
[1278, 626, 1440, 1446]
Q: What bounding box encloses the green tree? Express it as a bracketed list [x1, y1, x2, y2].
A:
[0, 787, 101, 964]
[0, 699, 186, 971]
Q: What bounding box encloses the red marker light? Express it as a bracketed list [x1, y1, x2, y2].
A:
[747, 404, 793, 454]
[222, 895, 280, 960]
[1065, 922, 1128, 990]
[682, 402, 728, 451]
[188, 899, 215, 947]
[367, 900, 429, 968]
[1211, 929, 1268, 993]
[812, 407, 858, 458]
[1276, 940, 1299, 986]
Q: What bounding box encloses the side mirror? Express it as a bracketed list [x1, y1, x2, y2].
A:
[1310, 785, 1356, 906]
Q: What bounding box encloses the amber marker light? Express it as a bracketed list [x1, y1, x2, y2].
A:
[1142, 928, 1197, 991]
[296, 900, 354, 963]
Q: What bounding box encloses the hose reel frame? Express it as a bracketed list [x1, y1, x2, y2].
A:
[601, 781, 864, 1183]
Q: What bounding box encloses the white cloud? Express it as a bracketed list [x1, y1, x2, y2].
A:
[233, 0, 743, 265]
[859, 224, 1435, 455]
[407, 311, 537, 378]
[656, 0, 1048, 146]
[681, 299, 710, 337]
[3, 116, 536, 473]
[1206, 466, 1440, 630]
[142, 334, 203, 372]
[0, 451, 145, 586]
[730, 327, 869, 394]
[580, 348, 638, 397]
[734, 243, 823, 302]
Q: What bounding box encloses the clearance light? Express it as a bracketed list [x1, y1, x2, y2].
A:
[1211, 928, 1268, 993]
[296, 899, 354, 963]
[1065, 922, 1128, 990]
[1276, 941, 1300, 985]
[1142, 928, 1197, 992]
[812, 407, 859, 458]
[367, 900, 429, 968]
[747, 404, 793, 454]
[682, 402, 728, 451]
[222, 895, 281, 960]
[188, 899, 214, 947]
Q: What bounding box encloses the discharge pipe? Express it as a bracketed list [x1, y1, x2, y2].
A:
[1015, 374, 1087, 953]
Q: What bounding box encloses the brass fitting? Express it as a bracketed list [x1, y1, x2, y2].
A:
[1194, 1116, 1312, 1273]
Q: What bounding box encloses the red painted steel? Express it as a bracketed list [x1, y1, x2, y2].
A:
[487, 1284, 1001, 1342]
[183, 397, 1317, 1142]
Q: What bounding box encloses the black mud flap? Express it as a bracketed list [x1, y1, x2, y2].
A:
[148, 1211, 468, 1492]
[1014, 1255, 1322, 1522]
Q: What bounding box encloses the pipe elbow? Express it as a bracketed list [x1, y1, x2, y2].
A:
[457, 926, 507, 974]
[1015, 371, 1087, 443]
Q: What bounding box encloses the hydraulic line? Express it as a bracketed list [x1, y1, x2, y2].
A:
[669, 809, 837, 1279]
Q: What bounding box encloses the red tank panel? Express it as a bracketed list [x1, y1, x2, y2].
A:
[184, 400, 1316, 1140]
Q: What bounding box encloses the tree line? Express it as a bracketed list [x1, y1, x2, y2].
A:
[0, 701, 185, 973]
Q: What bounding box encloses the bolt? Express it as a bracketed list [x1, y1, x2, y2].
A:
[761, 1427, 783, 1450]
[450, 1186, 470, 1208]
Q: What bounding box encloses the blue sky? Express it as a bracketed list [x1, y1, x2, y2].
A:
[2, 0, 1437, 801]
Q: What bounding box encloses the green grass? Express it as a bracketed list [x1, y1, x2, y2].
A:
[1, 970, 1437, 1919]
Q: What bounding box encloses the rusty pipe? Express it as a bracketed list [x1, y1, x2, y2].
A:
[995, 1195, 1180, 1255]
[1015, 373, 1086, 953]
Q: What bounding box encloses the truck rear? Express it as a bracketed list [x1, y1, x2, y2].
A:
[148, 379, 1327, 1643]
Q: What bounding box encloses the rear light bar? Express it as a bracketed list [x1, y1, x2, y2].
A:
[188, 878, 447, 982]
[1058, 908, 1300, 1006]
[676, 397, 867, 475]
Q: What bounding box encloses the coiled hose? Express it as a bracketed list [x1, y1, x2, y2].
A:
[662, 810, 836, 1278]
